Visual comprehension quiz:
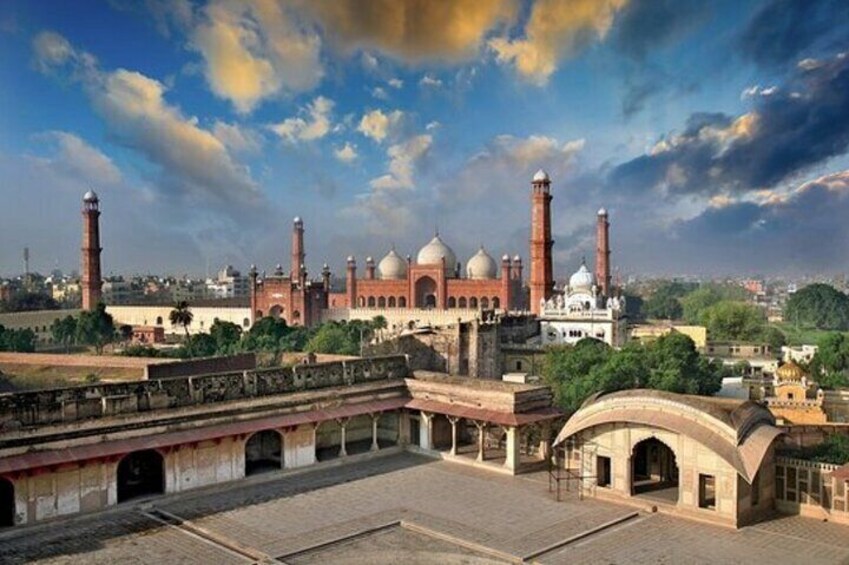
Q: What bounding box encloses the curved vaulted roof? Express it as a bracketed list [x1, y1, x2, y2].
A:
[553, 389, 782, 483]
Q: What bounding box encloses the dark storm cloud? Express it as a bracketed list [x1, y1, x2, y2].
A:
[611, 0, 710, 60]
[608, 52, 849, 197]
[739, 0, 849, 68]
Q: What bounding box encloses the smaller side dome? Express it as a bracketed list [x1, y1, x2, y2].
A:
[776, 360, 806, 382]
[83, 190, 99, 203]
[533, 169, 550, 182]
[378, 249, 407, 280]
[466, 247, 497, 280]
[598, 207, 607, 216]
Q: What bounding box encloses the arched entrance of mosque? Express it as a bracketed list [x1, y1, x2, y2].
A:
[415, 277, 437, 308]
[0, 477, 14, 527]
[117, 450, 165, 503]
[269, 305, 284, 319]
[631, 437, 679, 501]
[245, 430, 283, 475]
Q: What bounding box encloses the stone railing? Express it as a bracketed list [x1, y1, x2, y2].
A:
[775, 456, 848, 523]
[0, 355, 410, 429]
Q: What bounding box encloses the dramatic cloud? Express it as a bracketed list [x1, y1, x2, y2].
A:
[609, 52, 849, 197]
[32, 31, 263, 216]
[190, 0, 322, 113]
[357, 108, 404, 143]
[35, 131, 122, 185]
[490, 0, 628, 85]
[739, 0, 849, 68]
[334, 142, 358, 163]
[212, 121, 263, 153]
[370, 134, 432, 190]
[303, 0, 517, 63]
[269, 96, 334, 142]
[610, 0, 709, 60]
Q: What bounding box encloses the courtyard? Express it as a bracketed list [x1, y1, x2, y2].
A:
[0, 452, 847, 564]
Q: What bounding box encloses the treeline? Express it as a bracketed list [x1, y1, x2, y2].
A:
[0, 291, 60, 313]
[0, 325, 37, 352]
[543, 333, 727, 412]
[123, 315, 388, 360]
[785, 284, 849, 330]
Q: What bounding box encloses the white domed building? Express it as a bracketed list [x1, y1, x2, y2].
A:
[538, 259, 626, 347]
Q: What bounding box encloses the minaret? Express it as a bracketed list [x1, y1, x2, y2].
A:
[346, 256, 357, 308]
[291, 216, 305, 283]
[81, 190, 102, 310]
[595, 208, 611, 297]
[529, 169, 553, 315]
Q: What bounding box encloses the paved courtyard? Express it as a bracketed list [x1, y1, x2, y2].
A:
[1, 452, 848, 564]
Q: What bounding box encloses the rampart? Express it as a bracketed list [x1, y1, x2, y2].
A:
[0, 355, 410, 429]
[144, 353, 257, 379]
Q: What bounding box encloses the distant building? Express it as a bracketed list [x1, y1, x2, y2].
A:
[629, 324, 707, 350]
[781, 344, 818, 364]
[764, 361, 827, 425]
[206, 265, 249, 299]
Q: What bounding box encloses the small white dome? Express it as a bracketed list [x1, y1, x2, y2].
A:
[366, 256, 374, 263]
[513, 254, 521, 262]
[293, 216, 302, 223]
[347, 255, 355, 262]
[83, 190, 99, 203]
[416, 234, 457, 275]
[597, 207, 607, 216]
[533, 169, 550, 182]
[569, 261, 595, 290]
[502, 254, 510, 262]
[466, 247, 497, 280]
[378, 249, 407, 280]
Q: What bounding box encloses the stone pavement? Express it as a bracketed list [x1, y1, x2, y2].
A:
[1, 452, 848, 564]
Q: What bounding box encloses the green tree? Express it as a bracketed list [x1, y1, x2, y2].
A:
[542, 339, 612, 410]
[51, 315, 78, 353]
[0, 326, 36, 352]
[809, 332, 849, 389]
[210, 320, 242, 353]
[699, 300, 766, 342]
[643, 282, 693, 320]
[801, 434, 849, 465]
[1, 291, 59, 312]
[119, 324, 133, 343]
[785, 283, 849, 330]
[306, 323, 359, 355]
[169, 301, 194, 338]
[186, 333, 217, 357]
[75, 303, 115, 354]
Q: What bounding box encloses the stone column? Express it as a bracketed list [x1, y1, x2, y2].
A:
[538, 421, 552, 461]
[337, 418, 349, 457]
[420, 412, 433, 450]
[475, 421, 487, 462]
[371, 413, 380, 452]
[505, 426, 521, 472]
[398, 410, 410, 447]
[447, 416, 459, 456]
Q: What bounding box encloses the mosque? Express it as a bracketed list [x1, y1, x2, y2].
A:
[247, 170, 619, 333]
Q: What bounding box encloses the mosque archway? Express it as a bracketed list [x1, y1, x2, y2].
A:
[378, 297, 386, 308]
[448, 297, 456, 308]
[492, 297, 500, 309]
[245, 430, 283, 475]
[399, 296, 407, 308]
[631, 437, 679, 501]
[388, 296, 396, 308]
[269, 305, 284, 319]
[459, 297, 467, 308]
[480, 297, 489, 309]
[0, 477, 14, 527]
[415, 277, 437, 308]
[470, 297, 478, 309]
[117, 450, 164, 503]
[368, 296, 376, 307]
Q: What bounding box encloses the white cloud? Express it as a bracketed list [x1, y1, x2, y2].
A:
[371, 86, 389, 100]
[387, 78, 403, 89]
[38, 131, 122, 185]
[190, 0, 323, 113]
[212, 121, 263, 153]
[357, 109, 404, 143]
[741, 85, 778, 99]
[334, 142, 358, 163]
[426, 121, 441, 131]
[270, 96, 334, 142]
[370, 134, 432, 190]
[419, 74, 443, 87]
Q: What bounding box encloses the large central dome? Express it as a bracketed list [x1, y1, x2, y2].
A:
[466, 247, 497, 280]
[416, 234, 457, 274]
[569, 261, 595, 291]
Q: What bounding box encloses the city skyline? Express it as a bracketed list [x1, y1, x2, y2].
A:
[2, 1, 849, 279]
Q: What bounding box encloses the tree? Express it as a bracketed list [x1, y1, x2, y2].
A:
[186, 333, 217, 357]
[210, 320, 242, 353]
[1, 292, 59, 313]
[75, 303, 115, 354]
[119, 324, 133, 343]
[785, 283, 849, 330]
[642, 282, 693, 320]
[809, 332, 849, 389]
[800, 434, 849, 465]
[51, 315, 78, 353]
[169, 301, 194, 338]
[699, 301, 766, 342]
[306, 324, 359, 356]
[0, 326, 36, 352]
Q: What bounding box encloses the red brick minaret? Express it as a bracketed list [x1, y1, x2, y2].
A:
[81, 190, 102, 310]
[595, 208, 611, 297]
[530, 170, 554, 315]
[291, 216, 305, 285]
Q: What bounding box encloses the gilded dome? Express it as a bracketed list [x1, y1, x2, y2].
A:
[569, 261, 595, 291]
[83, 190, 99, 203]
[416, 234, 457, 274]
[378, 249, 407, 280]
[466, 247, 497, 280]
[776, 360, 806, 382]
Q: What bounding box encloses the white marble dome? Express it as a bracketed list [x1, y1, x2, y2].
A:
[533, 169, 550, 182]
[466, 247, 497, 280]
[569, 262, 595, 291]
[378, 249, 407, 280]
[416, 234, 457, 274]
[83, 190, 99, 203]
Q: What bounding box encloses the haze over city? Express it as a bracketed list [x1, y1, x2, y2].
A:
[2, 0, 848, 278]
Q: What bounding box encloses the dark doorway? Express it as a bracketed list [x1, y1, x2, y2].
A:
[415, 277, 437, 309]
[0, 478, 14, 527]
[597, 456, 612, 488]
[117, 450, 165, 503]
[410, 418, 421, 446]
[245, 430, 283, 475]
[631, 438, 679, 501]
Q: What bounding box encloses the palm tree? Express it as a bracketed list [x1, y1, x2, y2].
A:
[169, 301, 193, 339]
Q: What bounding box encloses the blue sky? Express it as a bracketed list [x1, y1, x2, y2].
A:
[1, 0, 849, 280]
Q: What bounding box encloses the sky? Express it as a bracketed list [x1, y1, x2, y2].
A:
[1, 0, 849, 281]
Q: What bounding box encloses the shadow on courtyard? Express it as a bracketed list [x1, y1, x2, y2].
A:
[0, 452, 432, 564]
